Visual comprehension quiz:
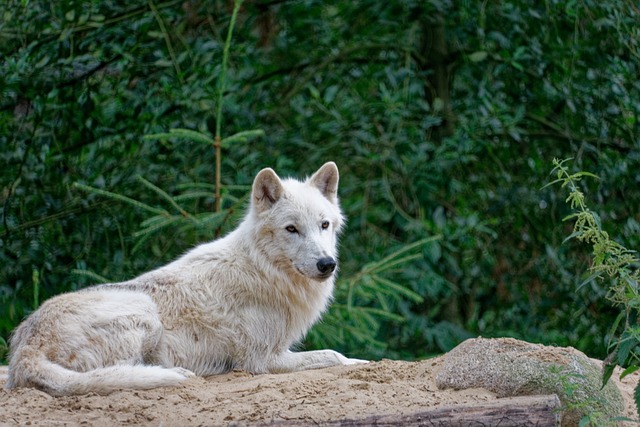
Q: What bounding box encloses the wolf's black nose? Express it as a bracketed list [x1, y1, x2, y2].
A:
[316, 257, 337, 274]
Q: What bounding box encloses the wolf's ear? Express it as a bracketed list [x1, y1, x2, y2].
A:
[308, 162, 339, 205]
[252, 167, 284, 213]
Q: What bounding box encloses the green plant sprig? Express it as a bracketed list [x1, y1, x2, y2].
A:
[142, 0, 264, 215]
[547, 158, 639, 307]
[547, 157, 640, 417]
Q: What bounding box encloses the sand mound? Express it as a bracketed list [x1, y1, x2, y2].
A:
[0, 354, 637, 426]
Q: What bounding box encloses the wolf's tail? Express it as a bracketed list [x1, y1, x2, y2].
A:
[6, 357, 192, 396]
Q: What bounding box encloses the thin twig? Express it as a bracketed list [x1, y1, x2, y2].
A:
[214, 0, 244, 214]
[148, 0, 183, 83]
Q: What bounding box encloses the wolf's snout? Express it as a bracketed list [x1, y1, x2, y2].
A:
[316, 257, 337, 274]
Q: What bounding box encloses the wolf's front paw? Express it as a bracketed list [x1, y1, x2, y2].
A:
[329, 350, 368, 366]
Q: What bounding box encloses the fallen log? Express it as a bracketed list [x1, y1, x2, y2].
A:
[262, 394, 562, 426]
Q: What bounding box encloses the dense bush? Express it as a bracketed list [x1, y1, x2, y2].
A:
[1, 0, 639, 363]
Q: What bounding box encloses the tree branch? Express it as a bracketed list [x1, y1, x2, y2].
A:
[525, 113, 632, 154]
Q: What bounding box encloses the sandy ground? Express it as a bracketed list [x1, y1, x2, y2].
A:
[0, 357, 637, 426]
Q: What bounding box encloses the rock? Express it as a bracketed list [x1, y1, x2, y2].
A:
[435, 337, 624, 426]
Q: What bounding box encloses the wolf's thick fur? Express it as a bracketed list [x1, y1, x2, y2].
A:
[6, 162, 365, 396]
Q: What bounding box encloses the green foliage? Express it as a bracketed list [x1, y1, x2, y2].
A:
[0, 336, 7, 362]
[547, 366, 608, 427]
[308, 237, 439, 356]
[2, 0, 640, 365]
[75, 178, 249, 255]
[549, 158, 640, 418]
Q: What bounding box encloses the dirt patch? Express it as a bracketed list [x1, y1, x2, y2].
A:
[0, 356, 637, 426]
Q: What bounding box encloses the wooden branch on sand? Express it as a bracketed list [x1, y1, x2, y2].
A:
[263, 394, 562, 426]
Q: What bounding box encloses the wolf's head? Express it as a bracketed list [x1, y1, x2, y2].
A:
[249, 162, 344, 282]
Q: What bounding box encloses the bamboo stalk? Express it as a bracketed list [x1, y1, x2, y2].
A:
[215, 135, 221, 213]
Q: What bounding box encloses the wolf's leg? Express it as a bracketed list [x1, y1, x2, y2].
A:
[268, 349, 368, 373]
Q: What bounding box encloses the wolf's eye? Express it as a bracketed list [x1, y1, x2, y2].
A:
[321, 221, 330, 230]
[286, 225, 298, 233]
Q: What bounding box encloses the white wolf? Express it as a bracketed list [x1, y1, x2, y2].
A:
[6, 162, 366, 396]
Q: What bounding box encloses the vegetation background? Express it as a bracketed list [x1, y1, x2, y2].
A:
[1, 0, 639, 366]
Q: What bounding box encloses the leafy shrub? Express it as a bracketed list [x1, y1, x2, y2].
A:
[2, 1, 639, 364]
